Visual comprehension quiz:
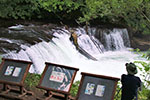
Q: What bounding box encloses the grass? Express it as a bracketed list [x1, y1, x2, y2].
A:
[24, 73, 41, 88]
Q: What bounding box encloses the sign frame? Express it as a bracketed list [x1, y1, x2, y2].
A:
[36, 62, 79, 100]
[0, 58, 33, 99]
[76, 72, 120, 100]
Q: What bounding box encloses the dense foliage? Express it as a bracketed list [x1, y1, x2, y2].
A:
[79, 0, 150, 34]
[25, 73, 41, 88]
[0, 0, 40, 19]
[134, 49, 150, 100]
[0, 0, 150, 33]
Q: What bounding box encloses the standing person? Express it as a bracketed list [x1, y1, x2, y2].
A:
[121, 62, 142, 100]
[69, 30, 79, 49]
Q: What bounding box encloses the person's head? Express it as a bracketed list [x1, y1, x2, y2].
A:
[70, 29, 75, 34]
[125, 62, 137, 75]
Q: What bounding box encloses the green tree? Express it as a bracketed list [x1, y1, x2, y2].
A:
[0, 0, 40, 19]
[39, 0, 83, 20]
[79, 0, 150, 34]
[0, 0, 150, 35]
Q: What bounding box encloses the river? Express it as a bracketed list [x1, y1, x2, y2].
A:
[0, 25, 144, 81]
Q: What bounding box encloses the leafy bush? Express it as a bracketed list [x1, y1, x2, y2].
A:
[134, 49, 150, 100]
[39, 0, 81, 13]
[25, 73, 41, 88]
[134, 49, 150, 88]
[70, 80, 80, 97]
[0, 0, 40, 19]
[138, 86, 150, 100]
[114, 82, 121, 100]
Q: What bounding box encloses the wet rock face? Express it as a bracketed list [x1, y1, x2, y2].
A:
[0, 41, 21, 53]
[0, 25, 55, 54]
[131, 36, 150, 51]
[127, 28, 150, 51]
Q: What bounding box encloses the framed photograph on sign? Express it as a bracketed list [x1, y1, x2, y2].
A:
[84, 83, 95, 95]
[95, 85, 106, 97]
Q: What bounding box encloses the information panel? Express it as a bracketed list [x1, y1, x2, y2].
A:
[37, 62, 79, 94]
[76, 72, 120, 100]
[0, 58, 32, 86]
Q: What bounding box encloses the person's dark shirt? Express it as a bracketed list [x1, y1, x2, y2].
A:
[121, 74, 141, 100]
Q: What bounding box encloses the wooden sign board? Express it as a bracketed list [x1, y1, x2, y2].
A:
[0, 58, 32, 86]
[0, 58, 33, 99]
[76, 72, 120, 100]
[37, 62, 79, 99]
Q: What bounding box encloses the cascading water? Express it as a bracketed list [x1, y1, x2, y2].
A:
[1, 25, 142, 81]
[95, 28, 130, 51]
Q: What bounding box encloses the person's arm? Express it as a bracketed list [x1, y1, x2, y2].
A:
[121, 74, 125, 83]
[138, 77, 142, 91]
[138, 81, 142, 91]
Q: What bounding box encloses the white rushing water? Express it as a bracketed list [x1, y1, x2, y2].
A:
[3, 27, 143, 81]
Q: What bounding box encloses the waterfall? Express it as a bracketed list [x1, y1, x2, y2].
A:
[76, 28, 104, 55]
[95, 28, 130, 51]
[2, 25, 136, 80]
